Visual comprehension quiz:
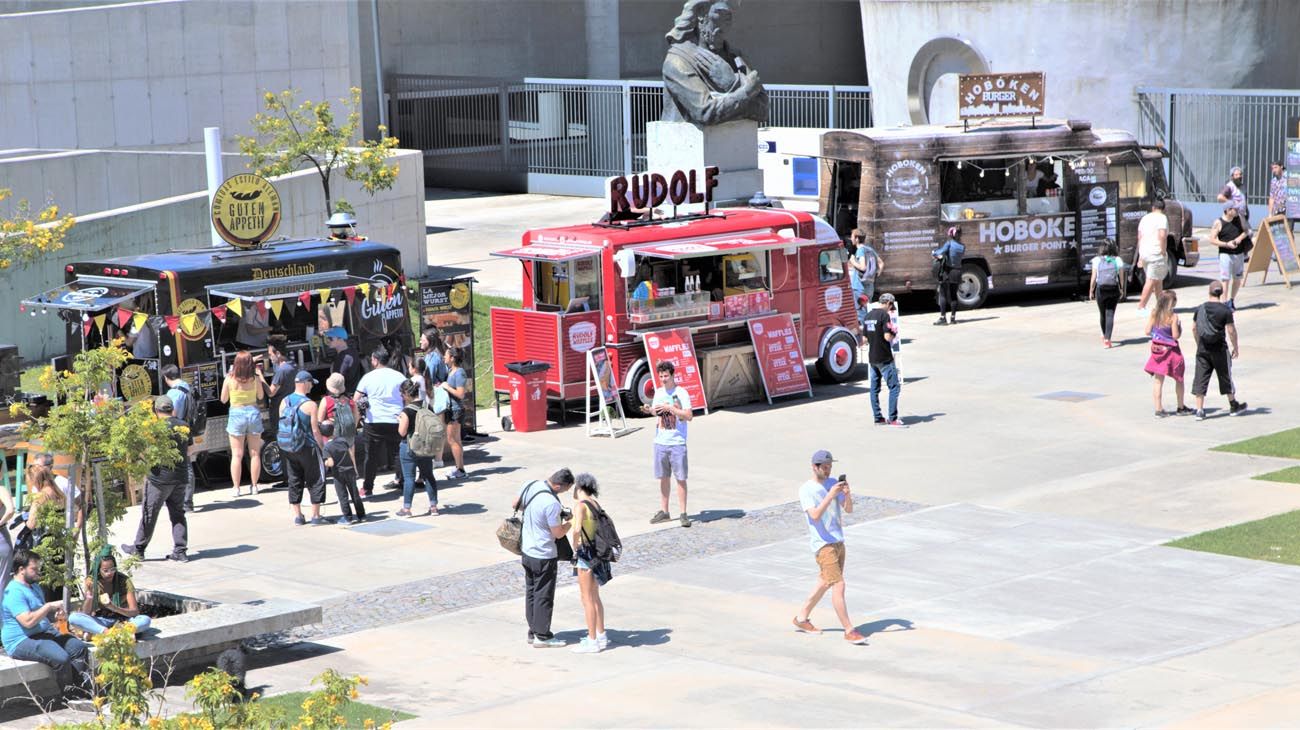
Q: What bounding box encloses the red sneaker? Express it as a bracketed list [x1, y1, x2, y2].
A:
[844, 630, 868, 645]
[792, 617, 821, 634]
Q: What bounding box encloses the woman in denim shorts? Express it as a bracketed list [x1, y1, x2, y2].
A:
[220, 350, 268, 497]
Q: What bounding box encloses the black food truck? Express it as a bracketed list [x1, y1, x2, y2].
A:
[22, 238, 414, 478]
[820, 118, 1199, 308]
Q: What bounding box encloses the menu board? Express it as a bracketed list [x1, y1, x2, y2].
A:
[1268, 217, 1299, 274]
[746, 313, 812, 403]
[641, 327, 707, 412]
[1286, 138, 1300, 211]
[418, 277, 478, 433]
[185, 362, 222, 402]
[1075, 181, 1119, 270]
[1244, 214, 1296, 288]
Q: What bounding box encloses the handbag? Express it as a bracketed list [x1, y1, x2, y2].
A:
[496, 482, 544, 555]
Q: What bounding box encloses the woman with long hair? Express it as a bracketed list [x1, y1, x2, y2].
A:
[569, 472, 610, 654]
[220, 350, 269, 496]
[1144, 290, 1190, 416]
[68, 552, 151, 635]
[395, 380, 438, 517]
[1088, 238, 1126, 347]
[439, 347, 469, 479]
[419, 327, 449, 384]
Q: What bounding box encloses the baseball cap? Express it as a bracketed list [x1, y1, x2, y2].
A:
[1223, 201, 1237, 212]
[811, 449, 835, 465]
[878, 292, 896, 304]
[323, 326, 348, 340]
[295, 370, 318, 384]
[153, 395, 174, 413]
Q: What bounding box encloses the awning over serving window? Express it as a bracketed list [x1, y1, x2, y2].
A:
[490, 243, 603, 263]
[630, 233, 814, 260]
[22, 276, 155, 312]
[207, 270, 374, 302]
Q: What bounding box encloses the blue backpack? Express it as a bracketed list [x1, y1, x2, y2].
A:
[277, 394, 313, 454]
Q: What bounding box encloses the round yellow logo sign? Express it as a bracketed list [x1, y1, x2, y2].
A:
[211, 174, 282, 249]
[176, 298, 209, 341]
[118, 364, 153, 402]
[449, 283, 471, 310]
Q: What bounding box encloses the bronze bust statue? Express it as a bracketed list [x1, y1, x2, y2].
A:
[661, 0, 768, 126]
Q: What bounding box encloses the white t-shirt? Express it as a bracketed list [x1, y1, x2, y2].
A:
[799, 477, 845, 553]
[355, 366, 407, 424]
[651, 385, 691, 446]
[1137, 212, 1168, 260]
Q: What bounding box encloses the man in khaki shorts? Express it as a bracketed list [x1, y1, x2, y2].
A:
[1136, 199, 1169, 315]
[792, 450, 867, 644]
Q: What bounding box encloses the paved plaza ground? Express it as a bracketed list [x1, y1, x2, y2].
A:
[8, 190, 1300, 727]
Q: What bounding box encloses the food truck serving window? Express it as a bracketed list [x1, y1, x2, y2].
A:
[491, 243, 604, 312]
[940, 158, 1021, 221]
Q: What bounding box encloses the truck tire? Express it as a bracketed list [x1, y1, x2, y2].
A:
[621, 365, 654, 416]
[816, 330, 858, 383]
[956, 262, 989, 309]
[259, 441, 284, 480]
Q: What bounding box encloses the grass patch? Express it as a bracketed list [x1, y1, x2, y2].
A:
[1167, 509, 1300, 566]
[20, 365, 51, 396]
[1212, 427, 1300, 460]
[471, 293, 521, 410]
[1254, 465, 1300, 484]
[253, 691, 415, 726]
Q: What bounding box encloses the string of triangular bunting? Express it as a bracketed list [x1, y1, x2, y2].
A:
[79, 279, 412, 339]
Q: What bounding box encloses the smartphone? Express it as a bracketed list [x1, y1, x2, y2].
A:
[838, 474, 847, 484]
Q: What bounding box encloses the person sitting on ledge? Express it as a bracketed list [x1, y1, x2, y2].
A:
[68, 552, 151, 637]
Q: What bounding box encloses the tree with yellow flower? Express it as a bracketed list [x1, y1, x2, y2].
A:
[237, 87, 401, 217]
[0, 187, 76, 270]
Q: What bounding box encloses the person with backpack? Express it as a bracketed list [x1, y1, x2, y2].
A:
[317, 373, 360, 481]
[847, 229, 884, 343]
[320, 420, 364, 525]
[932, 227, 965, 325]
[512, 469, 575, 648]
[1088, 238, 1127, 348]
[569, 472, 615, 654]
[395, 380, 439, 517]
[279, 371, 327, 526]
[162, 365, 201, 512]
[438, 347, 470, 479]
[121, 396, 191, 562]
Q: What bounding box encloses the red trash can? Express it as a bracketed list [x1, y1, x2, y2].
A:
[505, 360, 551, 432]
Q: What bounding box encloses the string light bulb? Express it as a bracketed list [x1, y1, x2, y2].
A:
[1105, 155, 1112, 165]
[979, 169, 986, 178]
[956, 160, 963, 169]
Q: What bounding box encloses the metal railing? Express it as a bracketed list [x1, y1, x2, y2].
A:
[390, 75, 871, 188]
[1137, 87, 1300, 205]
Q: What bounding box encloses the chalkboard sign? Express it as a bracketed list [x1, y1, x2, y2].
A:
[1287, 138, 1300, 212]
[1075, 181, 1119, 271]
[1245, 214, 1296, 289]
[184, 362, 221, 402]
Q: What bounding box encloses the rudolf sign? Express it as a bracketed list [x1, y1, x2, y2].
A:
[607, 166, 720, 215]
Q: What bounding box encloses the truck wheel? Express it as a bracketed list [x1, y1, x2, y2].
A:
[956, 262, 989, 309]
[259, 441, 284, 480]
[1163, 256, 1178, 288]
[816, 331, 858, 383]
[621, 365, 654, 416]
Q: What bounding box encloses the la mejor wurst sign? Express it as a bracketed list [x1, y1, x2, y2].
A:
[211, 174, 282, 249]
[958, 72, 1046, 120]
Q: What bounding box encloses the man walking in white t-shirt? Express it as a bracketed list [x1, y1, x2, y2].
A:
[792, 450, 867, 645]
[647, 360, 693, 528]
[1136, 199, 1170, 314]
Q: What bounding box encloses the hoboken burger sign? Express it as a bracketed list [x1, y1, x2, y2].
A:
[608, 166, 720, 215]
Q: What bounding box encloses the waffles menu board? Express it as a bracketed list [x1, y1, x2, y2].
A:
[747, 313, 812, 402]
[641, 326, 707, 412]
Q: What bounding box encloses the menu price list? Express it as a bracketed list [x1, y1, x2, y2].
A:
[747, 313, 811, 400]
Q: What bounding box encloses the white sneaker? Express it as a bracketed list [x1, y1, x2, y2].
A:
[597, 632, 609, 650]
[571, 637, 602, 654]
[532, 636, 565, 648]
[434, 459, 445, 468]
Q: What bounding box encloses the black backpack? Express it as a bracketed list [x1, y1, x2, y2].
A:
[580, 499, 623, 563]
[176, 381, 207, 439]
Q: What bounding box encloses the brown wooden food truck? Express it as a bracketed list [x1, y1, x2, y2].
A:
[820, 119, 1199, 308]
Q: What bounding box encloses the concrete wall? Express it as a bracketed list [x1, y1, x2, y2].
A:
[0, 0, 361, 151]
[861, 0, 1300, 131]
[377, 0, 866, 84]
[0, 149, 427, 361]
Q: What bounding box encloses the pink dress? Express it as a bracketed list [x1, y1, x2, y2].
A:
[1144, 323, 1185, 382]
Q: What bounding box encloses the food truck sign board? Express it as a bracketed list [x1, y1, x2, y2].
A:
[1075, 181, 1119, 271]
[958, 72, 1045, 120]
[607, 166, 720, 215]
[1245, 214, 1297, 289]
[419, 277, 478, 433]
[747, 313, 813, 403]
[211, 174, 282, 249]
[641, 327, 708, 413]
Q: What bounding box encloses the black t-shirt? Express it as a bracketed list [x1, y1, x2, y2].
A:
[1194, 301, 1233, 346]
[401, 404, 420, 441]
[863, 308, 895, 364]
[331, 347, 363, 394]
[149, 416, 192, 485]
[323, 437, 354, 472]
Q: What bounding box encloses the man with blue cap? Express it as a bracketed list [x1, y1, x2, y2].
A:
[325, 326, 362, 395]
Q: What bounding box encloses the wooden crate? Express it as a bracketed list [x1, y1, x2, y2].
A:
[701, 344, 762, 408]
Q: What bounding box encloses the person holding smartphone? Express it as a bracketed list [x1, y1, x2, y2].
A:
[792, 450, 867, 645]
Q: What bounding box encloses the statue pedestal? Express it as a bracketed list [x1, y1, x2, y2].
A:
[647, 120, 763, 210]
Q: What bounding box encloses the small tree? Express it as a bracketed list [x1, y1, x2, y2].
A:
[0, 187, 76, 270]
[11, 342, 185, 597]
[237, 87, 401, 216]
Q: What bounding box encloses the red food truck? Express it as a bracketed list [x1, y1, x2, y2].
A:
[489, 171, 859, 418]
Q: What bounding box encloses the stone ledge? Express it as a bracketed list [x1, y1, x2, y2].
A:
[0, 598, 321, 701]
